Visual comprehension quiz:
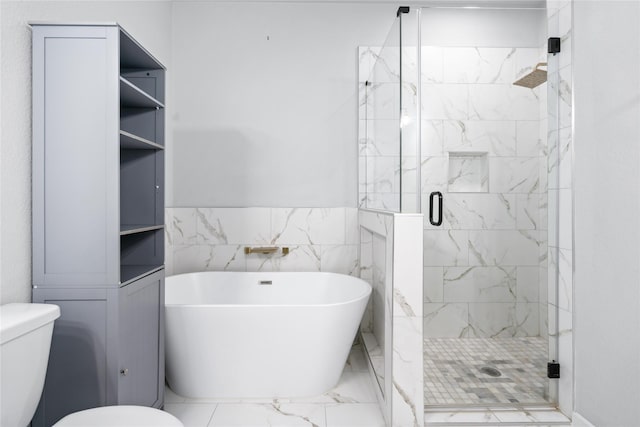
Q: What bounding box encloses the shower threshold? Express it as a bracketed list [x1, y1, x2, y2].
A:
[423, 406, 571, 425]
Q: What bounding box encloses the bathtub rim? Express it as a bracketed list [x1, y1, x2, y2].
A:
[165, 271, 372, 309]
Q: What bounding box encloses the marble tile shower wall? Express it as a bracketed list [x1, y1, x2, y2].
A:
[165, 208, 359, 276]
[421, 46, 548, 339]
[359, 45, 550, 338]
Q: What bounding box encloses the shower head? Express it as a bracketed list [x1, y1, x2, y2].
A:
[513, 62, 547, 89]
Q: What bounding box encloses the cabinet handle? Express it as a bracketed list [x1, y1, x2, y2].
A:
[429, 191, 443, 226]
[120, 368, 129, 376]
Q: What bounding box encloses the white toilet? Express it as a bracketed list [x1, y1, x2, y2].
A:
[0, 303, 183, 427]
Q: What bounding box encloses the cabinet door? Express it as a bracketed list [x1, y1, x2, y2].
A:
[118, 270, 164, 406]
[31, 25, 120, 287]
[31, 287, 116, 427]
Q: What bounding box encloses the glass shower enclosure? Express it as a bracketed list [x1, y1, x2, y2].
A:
[359, 4, 562, 415]
[358, 9, 420, 215]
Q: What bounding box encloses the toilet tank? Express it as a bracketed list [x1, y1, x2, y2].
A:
[1, 303, 60, 427]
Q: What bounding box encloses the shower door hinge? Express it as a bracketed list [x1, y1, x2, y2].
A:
[547, 361, 560, 378]
[397, 6, 410, 17]
[548, 37, 561, 55]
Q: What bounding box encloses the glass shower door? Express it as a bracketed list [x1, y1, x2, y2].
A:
[418, 6, 560, 409]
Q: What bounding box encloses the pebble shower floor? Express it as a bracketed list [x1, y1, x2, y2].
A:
[424, 337, 550, 406]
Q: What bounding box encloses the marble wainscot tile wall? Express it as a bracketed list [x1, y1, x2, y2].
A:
[547, 0, 573, 416]
[359, 209, 424, 427]
[418, 45, 549, 339]
[165, 208, 358, 276]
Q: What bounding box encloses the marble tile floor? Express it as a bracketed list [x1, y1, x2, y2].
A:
[425, 337, 550, 406]
[163, 344, 386, 427]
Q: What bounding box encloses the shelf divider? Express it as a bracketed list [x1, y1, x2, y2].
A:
[120, 265, 164, 285]
[120, 224, 164, 236]
[120, 130, 164, 150]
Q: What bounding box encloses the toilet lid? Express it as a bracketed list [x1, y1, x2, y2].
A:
[53, 406, 183, 427]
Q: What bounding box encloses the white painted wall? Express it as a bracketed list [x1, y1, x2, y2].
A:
[421, 7, 546, 47]
[170, 2, 397, 207]
[573, 0, 640, 424]
[0, 1, 172, 304]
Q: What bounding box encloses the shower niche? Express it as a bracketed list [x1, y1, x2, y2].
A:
[447, 152, 489, 193]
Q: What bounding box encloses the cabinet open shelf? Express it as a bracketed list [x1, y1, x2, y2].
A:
[120, 77, 164, 108]
[120, 130, 163, 150]
[121, 228, 163, 285]
[120, 265, 164, 285]
[120, 29, 164, 70]
[120, 150, 163, 233]
[120, 224, 164, 236]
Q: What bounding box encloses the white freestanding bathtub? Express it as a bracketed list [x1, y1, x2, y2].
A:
[165, 271, 371, 399]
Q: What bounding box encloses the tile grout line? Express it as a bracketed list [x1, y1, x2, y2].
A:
[205, 402, 219, 427]
[323, 403, 329, 427]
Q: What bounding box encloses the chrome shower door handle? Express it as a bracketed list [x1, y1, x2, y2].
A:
[429, 191, 443, 226]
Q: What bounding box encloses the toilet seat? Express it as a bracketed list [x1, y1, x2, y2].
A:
[53, 405, 183, 426]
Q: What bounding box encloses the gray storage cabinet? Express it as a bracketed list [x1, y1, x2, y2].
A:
[30, 24, 166, 427]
